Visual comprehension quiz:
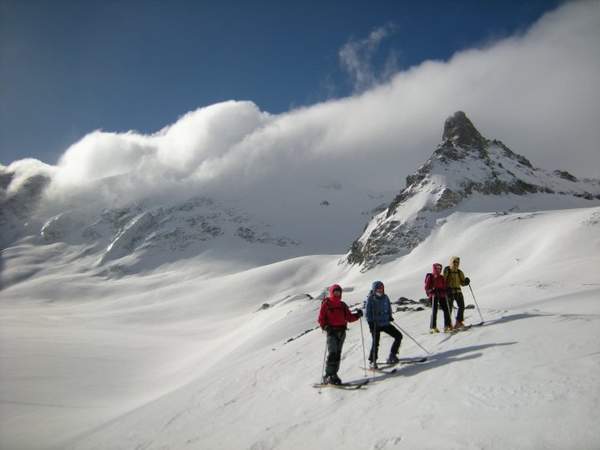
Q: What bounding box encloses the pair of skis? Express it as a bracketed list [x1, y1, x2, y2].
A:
[425, 323, 479, 336]
[361, 356, 428, 374]
[313, 356, 428, 389]
[450, 324, 473, 333]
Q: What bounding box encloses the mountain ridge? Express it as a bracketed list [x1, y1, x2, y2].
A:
[347, 111, 600, 269]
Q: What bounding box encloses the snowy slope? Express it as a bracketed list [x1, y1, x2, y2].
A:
[1, 206, 599, 450]
[348, 112, 600, 269]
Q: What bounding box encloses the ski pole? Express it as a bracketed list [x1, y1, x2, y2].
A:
[321, 332, 328, 384]
[468, 284, 485, 324]
[391, 322, 432, 355]
[359, 317, 367, 378]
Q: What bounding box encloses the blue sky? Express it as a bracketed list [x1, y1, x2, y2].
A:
[1, 0, 563, 165]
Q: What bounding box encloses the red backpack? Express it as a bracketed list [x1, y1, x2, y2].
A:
[424, 273, 434, 297]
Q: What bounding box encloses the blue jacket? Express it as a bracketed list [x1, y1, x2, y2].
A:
[364, 291, 393, 327]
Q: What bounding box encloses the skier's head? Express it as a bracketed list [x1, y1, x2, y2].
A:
[433, 263, 443, 275]
[329, 284, 342, 300]
[372, 281, 385, 297]
[451, 256, 460, 267]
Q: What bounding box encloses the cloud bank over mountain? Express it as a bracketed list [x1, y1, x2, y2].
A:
[3, 1, 599, 213]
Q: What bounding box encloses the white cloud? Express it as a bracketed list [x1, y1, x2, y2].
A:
[338, 24, 398, 92]
[8, 1, 599, 218]
[1, 159, 55, 196]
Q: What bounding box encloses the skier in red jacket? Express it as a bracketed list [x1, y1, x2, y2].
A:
[424, 263, 453, 333]
[318, 284, 362, 385]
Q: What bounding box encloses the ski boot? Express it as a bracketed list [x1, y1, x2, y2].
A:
[430, 328, 440, 334]
[443, 326, 453, 333]
[330, 374, 342, 385]
[369, 361, 379, 369]
[386, 355, 400, 364]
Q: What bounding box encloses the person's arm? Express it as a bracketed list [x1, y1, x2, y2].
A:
[460, 270, 470, 286]
[365, 295, 373, 323]
[441, 278, 449, 297]
[344, 303, 361, 323]
[386, 297, 394, 322]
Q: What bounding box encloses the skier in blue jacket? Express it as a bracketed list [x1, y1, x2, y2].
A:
[364, 281, 403, 369]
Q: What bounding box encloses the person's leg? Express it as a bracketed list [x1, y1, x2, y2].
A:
[325, 330, 342, 377]
[382, 325, 403, 358]
[430, 297, 439, 329]
[447, 291, 455, 315]
[368, 323, 380, 363]
[333, 330, 346, 377]
[440, 297, 452, 329]
[456, 291, 465, 323]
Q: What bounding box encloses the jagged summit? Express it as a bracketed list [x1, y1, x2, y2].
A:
[347, 112, 600, 270]
[442, 111, 487, 150]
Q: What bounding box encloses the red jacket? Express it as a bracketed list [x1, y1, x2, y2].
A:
[425, 273, 447, 298]
[318, 284, 360, 329]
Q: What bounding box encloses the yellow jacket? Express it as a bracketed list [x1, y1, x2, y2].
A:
[443, 266, 466, 290]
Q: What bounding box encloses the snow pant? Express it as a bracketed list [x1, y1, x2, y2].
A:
[368, 323, 402, 363]
[325, 328, 346, 377]
[430, 295, 452, 329]
[447, 289, 465, 322]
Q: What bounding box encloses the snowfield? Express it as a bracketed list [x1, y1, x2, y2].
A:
[1, 207, 600, 450]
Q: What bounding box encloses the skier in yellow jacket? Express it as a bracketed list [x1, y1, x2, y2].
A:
[443, 256, 470, 329]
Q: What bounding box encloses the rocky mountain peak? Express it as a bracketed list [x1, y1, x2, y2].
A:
[347, 112, 600, 270]
[442, 111, 487, 150]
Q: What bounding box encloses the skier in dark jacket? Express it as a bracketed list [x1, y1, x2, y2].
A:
[425, 263, 453, 333]
[443, 256, 470, 329]
[318, 284, 362, 385]
[364, 281, 402, 369]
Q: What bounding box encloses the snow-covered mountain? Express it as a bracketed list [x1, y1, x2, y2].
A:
[0, 165, 385, 283]
[0, 187, 301, 287]
[348, 111, 600, 269]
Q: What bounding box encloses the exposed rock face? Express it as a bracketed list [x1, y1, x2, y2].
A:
[553, 170, 578, 182]
[442, 111, 487, 151]
[347, 112, 600, 270]
[0, 170, 51, 248]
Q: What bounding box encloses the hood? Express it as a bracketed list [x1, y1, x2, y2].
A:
[328, 284, 342, 300]
[371, 280, 384, 292]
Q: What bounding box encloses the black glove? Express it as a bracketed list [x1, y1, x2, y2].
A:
[464, 277, 470, 286]
[355, 309, 363, 318]
[389, 315, 394, 322]
[321, 325, 328, 331]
